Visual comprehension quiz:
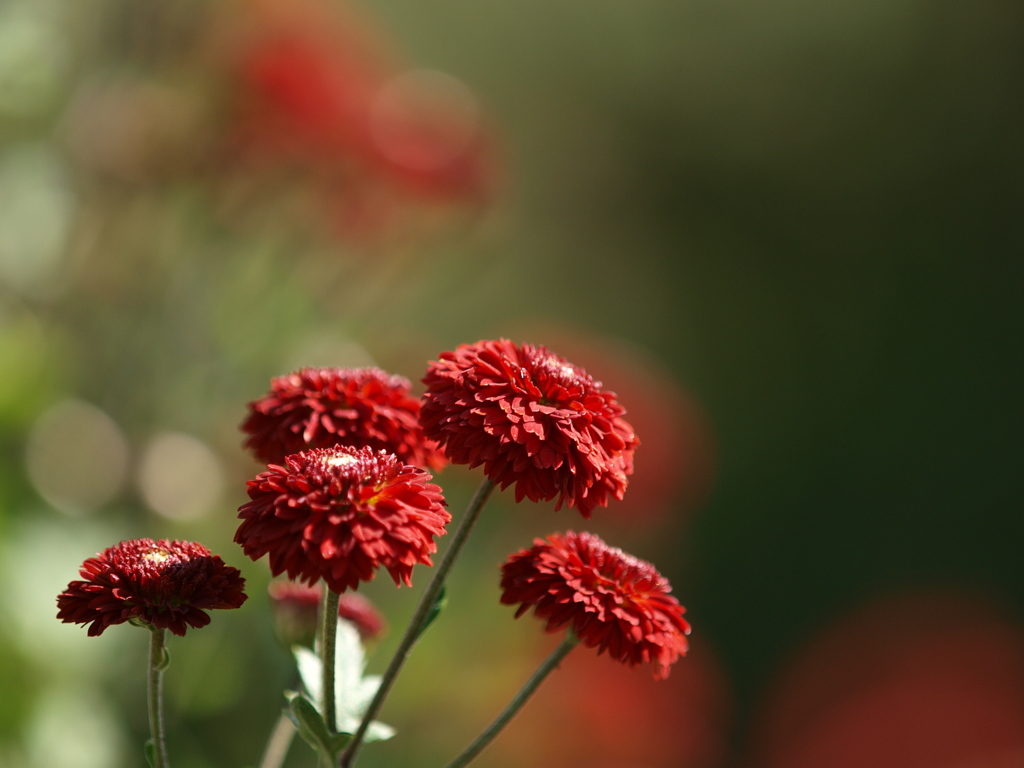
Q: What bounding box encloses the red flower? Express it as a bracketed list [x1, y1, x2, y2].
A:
[504, 640, 732, 768]
[420, 339, 639, 517]
[56, 539, 248, 637]
[749, 592, 1024, 768]
[499, 531, 690, 679]
[217, 0, 495, 241]
[236, 445, 449, 593]
[241, 367, 445, 470]
[268, 579, 387, 646]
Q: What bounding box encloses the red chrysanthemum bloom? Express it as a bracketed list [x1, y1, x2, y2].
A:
[420, 339, 639, 518]
[236, 445, 449, 593]
[500, 531, 690, 679]
[268, 579, 387, 646]
[241, 367, 446, 470]
[56, 539, 248, 637]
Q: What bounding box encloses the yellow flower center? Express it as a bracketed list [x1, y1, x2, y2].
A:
[325, 453, 359, 468]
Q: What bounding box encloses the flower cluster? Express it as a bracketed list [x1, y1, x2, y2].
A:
[420, 339, 639, 518]
[56, 539, 247, 637]
[500, 530, 690, 679]
[55, 340, 690, 768]
[242, 366, 445, 470]
[236, 445, 449, 593]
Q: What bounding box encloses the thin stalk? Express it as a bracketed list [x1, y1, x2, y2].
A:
[257, 711, 296, 768]
[321, 588, 342, 736]
[443, 633, 579, 768]
[147, 627, 170, 768]
[340, 477, 497, 768]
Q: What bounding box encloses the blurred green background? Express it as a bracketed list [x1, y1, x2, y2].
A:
[0, 0, 1021, 766]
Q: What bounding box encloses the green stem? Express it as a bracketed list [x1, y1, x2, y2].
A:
[320, 588, 342, 768]
[340, 477, 497, 768]
[147, 627, 170, 768]
[443, 633, 579, 768]
[321, 588, 341, 736]
[257, 710, 296, 768]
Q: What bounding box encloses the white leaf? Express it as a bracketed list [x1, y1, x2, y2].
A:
[291, 618, 395, 742]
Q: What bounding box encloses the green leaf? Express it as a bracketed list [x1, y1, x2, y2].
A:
[284, 691, 352, 761]
[155, 645, 171, 672]
[417, 586, 447, 641]
[293, 626, 396, 744]
[144, 740, 157, 768]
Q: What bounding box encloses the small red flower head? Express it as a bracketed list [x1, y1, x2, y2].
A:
[420, 339, 639, 517]
[56, 539, 248, 637]
[236, 445, 449, 593]
[500, 531, 690, 679]
[268, 580, 387, 647]
[241, 367, 445, 470]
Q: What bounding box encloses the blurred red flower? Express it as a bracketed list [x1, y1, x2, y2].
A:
[56, 539, 247, 637]
[218, 0, 494, 239]
[236, 446, 448, 593]
[420, 339, 639, 518]
[268, 579, 387, 647]
[748, 591, 1024, 768]
[498, 638, 732, 768]
[241, 366, 445, 470]
[500, 530, 689, 679]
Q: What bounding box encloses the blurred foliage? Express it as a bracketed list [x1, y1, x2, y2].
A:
[0, 0, 1021, 766]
